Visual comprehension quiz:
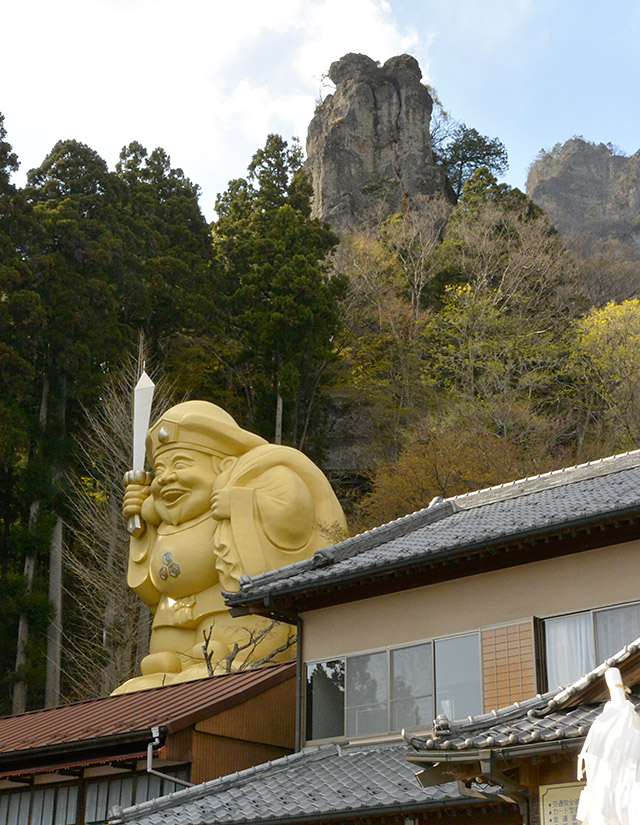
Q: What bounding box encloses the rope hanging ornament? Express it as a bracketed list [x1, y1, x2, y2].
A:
[577, 667, 640, 825]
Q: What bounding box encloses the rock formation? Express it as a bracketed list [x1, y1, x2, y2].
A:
[526, 137, 640, 250]
[306, 53, 449, 232]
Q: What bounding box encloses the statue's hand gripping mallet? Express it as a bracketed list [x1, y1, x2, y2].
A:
[124, 370, 155, 538]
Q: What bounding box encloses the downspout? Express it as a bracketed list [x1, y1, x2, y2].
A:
[146, 726, 193, 788]
[295, 616, 303, 752]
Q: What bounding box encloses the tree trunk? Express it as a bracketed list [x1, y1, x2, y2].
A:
[12, 501, 39, 715]
[13, 375, 49, 715]
[45, 375, 67, 707]
[100, 490, 120, 695]
[275, 386, 283, 445]
[45, 516, 63, 707]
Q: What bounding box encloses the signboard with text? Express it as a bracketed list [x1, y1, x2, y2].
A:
[539, 782, 585, 825]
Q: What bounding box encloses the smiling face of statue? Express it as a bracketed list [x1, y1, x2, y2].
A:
[151, 448, 218, 526]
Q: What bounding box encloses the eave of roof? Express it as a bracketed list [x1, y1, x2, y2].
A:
[227, 453, 640, 618]
[0, 727, 162, 778]
[405, 636, 640, 762]
[109, 742, 508, 825]
[0, 663, 295, 771]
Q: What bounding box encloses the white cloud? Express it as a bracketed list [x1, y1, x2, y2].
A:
[2, 0, 425, 217]
[291, 0, 417, 78]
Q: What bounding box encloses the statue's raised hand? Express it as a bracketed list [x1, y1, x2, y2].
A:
[122, 482, 151, 521]
[122, 470, 154, 538]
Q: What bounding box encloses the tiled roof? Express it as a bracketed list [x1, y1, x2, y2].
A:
[0, 663, 295, 758]
[227, 451, 640, 606]
[110, 742, 503, 825]
[406, 636, 640, 755]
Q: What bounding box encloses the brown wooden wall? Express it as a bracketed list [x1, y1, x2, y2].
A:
[190, 733, 291, 785]
[482, 621, 536, 712]
[189, 677, 296, 784]
[164, 726, 193, 764]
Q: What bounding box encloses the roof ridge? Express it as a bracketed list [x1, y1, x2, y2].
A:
[231, 501, 455, 596]
[113, 745, 339, 821]
[0, 661, 294, 723]
[449, 449, 640, 510]
[229, 450, 640, 602]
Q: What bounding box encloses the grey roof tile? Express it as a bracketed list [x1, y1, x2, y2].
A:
[406, 635, 640, 753]
[110, 743, 502, 825]
[227, 452, 640, 604]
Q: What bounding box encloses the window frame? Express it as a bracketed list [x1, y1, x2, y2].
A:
[304, 631, 482, 744]
[542, 598, 640, 691]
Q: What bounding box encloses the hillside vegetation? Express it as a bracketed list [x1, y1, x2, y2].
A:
[1, 110, 639, 712]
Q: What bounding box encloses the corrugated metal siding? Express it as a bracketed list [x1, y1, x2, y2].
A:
[0, 663, 295, 755]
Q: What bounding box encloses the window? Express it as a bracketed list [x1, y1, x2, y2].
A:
[305, 634, 481, 741]
[545, 601, 640, 689]
[435, 634, 482, 720]
[390, 643, 433, 731]
[305, 659, 345, 740]
[346, 651, 387, 736]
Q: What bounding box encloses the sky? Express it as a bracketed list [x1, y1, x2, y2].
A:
[3, 0, 639, 221]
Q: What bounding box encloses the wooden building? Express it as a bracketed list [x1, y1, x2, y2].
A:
[0, 662, 295, 824]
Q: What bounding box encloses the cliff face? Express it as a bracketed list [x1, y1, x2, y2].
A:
[526, 138, 640, 250]
[306, 53, 449, 232]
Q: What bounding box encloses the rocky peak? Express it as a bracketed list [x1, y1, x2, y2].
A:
[526, 137, 640, 248]
[306, 53, 449, 232]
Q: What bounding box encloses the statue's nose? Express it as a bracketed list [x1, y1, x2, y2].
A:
[158, 469, 177, 485]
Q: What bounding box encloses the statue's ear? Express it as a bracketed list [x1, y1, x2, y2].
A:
[219, 456, 238, 474]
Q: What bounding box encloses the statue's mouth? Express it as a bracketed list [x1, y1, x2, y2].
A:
[161, 488, 187, 505]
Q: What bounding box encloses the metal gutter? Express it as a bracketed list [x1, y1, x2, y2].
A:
[294, 616, 303, 752]
[0, 726, 169, 776]
[406, 735, 585, 766]
[146, 726, 193, 788]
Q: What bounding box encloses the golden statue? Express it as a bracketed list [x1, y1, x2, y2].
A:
[113, 393, 346, 694]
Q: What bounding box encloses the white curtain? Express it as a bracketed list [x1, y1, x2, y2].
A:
[595, 603, 640, 661]
[545, 612, 594, 689]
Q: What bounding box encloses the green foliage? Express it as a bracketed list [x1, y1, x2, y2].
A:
[438, 124, 508, 198]
[114, 142, 213, 351]
[211, 134, 345, 451]
[26, 140, 126, 403]
[1, 105, 639, 706]
[0, 119, 215, 710]
[573, 299, 640, 449]
[342, 173, 598, 527]
[326, 223, 448, 474]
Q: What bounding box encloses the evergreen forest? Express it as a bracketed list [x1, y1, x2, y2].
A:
[1, 112, 639, 714]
